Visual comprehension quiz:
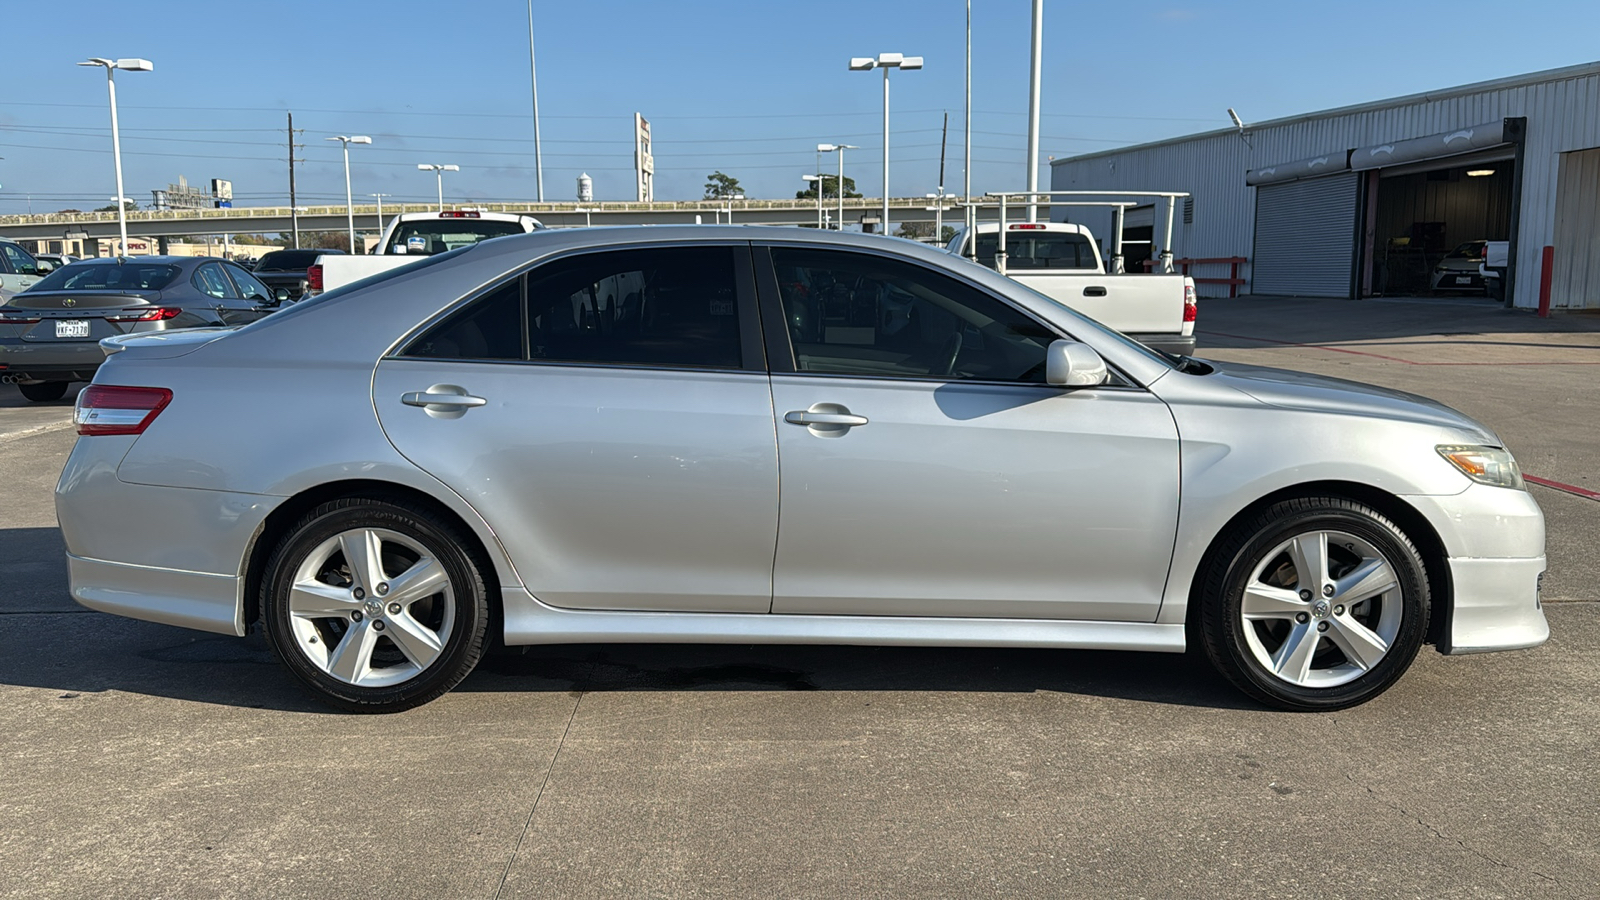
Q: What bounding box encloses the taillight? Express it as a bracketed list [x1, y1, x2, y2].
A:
[0, 311, 42, 325]
[439, 210, 481, 218]
[1183, 283, 1198, 323]
[306, 264, 323, 293]
[1009, 223, 1046, 230]
[74, 385, 173, 436]
[106, 307, 181, 323]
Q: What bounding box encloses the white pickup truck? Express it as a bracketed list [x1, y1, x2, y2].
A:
[946, 221, 1196, 356]
[307, 210, 543, 296]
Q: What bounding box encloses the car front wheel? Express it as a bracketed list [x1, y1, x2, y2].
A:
[1198, 496, 1430, 711]
[261, 497, 488, 712]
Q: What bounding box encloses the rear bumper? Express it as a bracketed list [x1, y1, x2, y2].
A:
[68, 554, 244, 636]
[0, 338, 104, 381]
[1129, 333, 1196, 356]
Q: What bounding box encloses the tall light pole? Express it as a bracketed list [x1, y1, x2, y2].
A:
[418, 164, 459, 211]
[849, 53, 922, 236]
[1025, 0, 1044, 222]
[965, 0, 973, 238]
[327, 135, 371, 253]
[818, 143, 857, 231]
[78, 57, 152, 258]
[802, 175, 824, 228]
[527, 0, 544, 202]
[369, 193, 391, 247]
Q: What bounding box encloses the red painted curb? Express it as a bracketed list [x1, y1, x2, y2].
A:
[1525, 475, 1600, 501]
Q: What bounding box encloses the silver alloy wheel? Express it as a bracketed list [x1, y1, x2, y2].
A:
[286, 527, 455, 688]
[1239, 529, 1402, 688]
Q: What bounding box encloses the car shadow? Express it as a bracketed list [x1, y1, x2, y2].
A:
[1197, 295, 1600, 350]
[0, 525, 1255, 713]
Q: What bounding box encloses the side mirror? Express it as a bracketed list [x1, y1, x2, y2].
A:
[273, 287, 291, 304]
[33, 261, 53, 274]
[1045, 339, 1108, 387]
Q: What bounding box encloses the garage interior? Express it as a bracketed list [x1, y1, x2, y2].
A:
[1363, 157, 1514, 297]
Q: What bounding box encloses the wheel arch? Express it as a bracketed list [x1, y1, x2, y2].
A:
[241, 479, 506, 642]
[1184, 480, 1452, 649]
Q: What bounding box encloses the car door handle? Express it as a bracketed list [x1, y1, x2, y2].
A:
[1083, 286, 1108, 297]
[401, 385, 487, 414]
[784, 410, 868, 427]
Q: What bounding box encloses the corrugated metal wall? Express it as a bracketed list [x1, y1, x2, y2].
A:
[1253, 174, 1359, 297]
[1551, 148, 1600, 309]
[1049, 62, 1600, 306]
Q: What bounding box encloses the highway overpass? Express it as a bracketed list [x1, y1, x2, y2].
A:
[0, 198, 964, 248]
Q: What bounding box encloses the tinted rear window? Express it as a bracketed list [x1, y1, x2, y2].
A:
[255, 250, 340, 271]
[974, 232, 1098, 270]
[387, 220, 527, 255]
[30, 263, 181, 292]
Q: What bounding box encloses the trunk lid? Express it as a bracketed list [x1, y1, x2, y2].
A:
[5, 289, 162, 310]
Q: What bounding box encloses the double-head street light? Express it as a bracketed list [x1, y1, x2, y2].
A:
[327, 135, 372, 253]
[817, 143, 857, 231]
[418, 163, 460, 211]
[848, 52, 922, 236]
[78, 57, 153, 257]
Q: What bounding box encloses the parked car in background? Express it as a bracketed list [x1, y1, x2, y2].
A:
[35, 253, 79, 272]
[946, 222, 1197, 356]
[1430, 240, 1490, 294]
[0, 240, 48, 299]
[56, 226, 1546, 713]
[0, 256, 287, 401]
[253, 248, 346, 301]
[1480, 240, 1510, 301]
[307, 210, 542, 297]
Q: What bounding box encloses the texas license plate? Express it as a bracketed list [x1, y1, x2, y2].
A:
[55, 319, 90, 338]
[1454, 276, 1473, 285]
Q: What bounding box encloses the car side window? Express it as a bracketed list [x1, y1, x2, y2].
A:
[404, 278, 524, 361]
[769, 247, 1056, 383]
[523, 246, 743, 369]
[193, 263, 239, 300]
[0, 243, 36, 275]
[224, 263, 273, 301]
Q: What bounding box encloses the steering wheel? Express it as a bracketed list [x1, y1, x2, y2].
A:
[938, 332, 963, 378]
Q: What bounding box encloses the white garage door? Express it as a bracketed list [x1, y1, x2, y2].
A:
[1252, 173, 1359, 297]
[1552, 147, 1600, 310]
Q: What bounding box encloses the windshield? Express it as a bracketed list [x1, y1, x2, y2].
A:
[386, 220, 526, 255]
[973, 232, 1098, 270]
[28, 262, 180, 292]
[255, 249, 339, 271]
[1445, 241, 1486, 260]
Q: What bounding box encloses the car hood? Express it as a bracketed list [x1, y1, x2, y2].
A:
[100, 327, 237, 359]
[1200, 360, 1500, 443]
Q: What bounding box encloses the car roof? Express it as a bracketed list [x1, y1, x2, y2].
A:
[395, 210, 533, 222]
[69, 256, 222, 266]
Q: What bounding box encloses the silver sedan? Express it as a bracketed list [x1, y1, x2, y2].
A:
[54, 227, 1548, 712]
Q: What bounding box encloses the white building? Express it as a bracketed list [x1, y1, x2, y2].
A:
[1050, 60, 1600, 310]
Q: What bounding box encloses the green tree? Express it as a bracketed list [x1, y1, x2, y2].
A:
[795, 174, 862, 200]
[704, 171, 746, 200]
[93, 199, 138, 212]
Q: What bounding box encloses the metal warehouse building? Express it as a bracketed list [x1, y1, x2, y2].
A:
[1050, 60, 1600, 310]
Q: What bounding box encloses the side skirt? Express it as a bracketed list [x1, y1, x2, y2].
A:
[500, 588, 1185, 653]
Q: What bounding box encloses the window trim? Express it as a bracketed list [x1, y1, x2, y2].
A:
[752, 242, 1140, 390]
[390, 241, 769, 375]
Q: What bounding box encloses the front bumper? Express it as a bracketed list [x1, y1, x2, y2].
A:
[1401, 484, 1549, 654]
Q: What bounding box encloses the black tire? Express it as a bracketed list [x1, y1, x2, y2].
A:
[18, 381, 69, 402]
[261, 496, 489, 712]
[1197, 496, 1430, 711]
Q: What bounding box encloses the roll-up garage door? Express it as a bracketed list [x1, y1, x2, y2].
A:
[1252, 173, 1359, 297]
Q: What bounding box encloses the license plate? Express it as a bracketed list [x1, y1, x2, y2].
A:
[55, 319, 90, 338]
[1454, 276, 1473, 285]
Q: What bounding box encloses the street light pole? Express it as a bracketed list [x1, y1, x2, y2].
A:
[849, 53, 922, 236]
[78, 57, 153, 257]
[819, 143, 858, 231]
[418, 164, 459, 211]
[328, 135, 371, 253]
[369, 193, 391, 247]
[1026, 0, 1044, 223]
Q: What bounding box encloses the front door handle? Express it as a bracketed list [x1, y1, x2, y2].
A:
[784, 411, 868, 427]
[401, 384, 486, 419]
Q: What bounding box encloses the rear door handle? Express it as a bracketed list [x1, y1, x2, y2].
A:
[1083, 286, 1108, 297]
[401, 384, 486, 418]
[785, 411, 868, 427]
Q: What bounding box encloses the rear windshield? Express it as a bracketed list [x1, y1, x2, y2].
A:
[255, 249, 340, 271]
[29, 262, 181, 292]
[387, 220, 526, 255]
[974, 232, 1098, 270]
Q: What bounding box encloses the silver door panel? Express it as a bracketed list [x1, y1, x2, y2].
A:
[769, 376, 1181, 621]
[374, 359, 779, 613]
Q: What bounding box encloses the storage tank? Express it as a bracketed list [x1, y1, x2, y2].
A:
[577, 173, 593, 202]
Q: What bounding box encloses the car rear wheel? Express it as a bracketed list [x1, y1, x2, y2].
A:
[1197, 496, 1429, 711]
[18, 381, 68, 402]
[261, 497, 488, 712]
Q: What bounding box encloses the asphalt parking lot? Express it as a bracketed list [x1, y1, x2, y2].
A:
[3, 296, 1598, 899]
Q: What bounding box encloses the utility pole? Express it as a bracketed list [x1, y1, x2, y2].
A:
[938, 111, 948, 241]
[287, 111, 303, 248]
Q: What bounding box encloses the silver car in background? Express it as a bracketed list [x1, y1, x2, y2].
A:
[55, 227, 1548, 712]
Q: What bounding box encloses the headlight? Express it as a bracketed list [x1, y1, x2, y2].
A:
[1437, 444, 1524, 490]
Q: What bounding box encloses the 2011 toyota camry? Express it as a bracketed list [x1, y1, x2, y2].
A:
[54, 227, 1548, 712]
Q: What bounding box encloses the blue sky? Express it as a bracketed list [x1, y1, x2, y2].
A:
[3, 0, 1598, 214]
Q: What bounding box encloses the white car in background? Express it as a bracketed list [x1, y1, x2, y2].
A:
[308, 210, 543, 296]
[1430, 240, 1490, 294]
